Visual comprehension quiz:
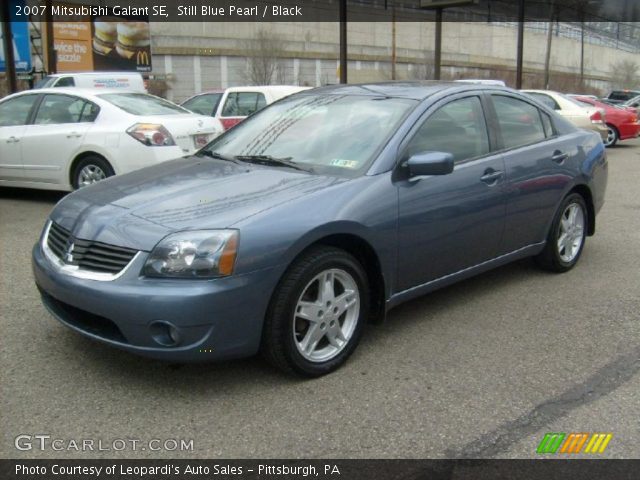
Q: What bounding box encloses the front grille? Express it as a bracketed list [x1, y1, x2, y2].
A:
[47, 222, 138, 274]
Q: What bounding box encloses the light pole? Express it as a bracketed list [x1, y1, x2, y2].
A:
[516, 0, 525, 89]
[420, 1, 478, 81]
[339, 0, 347, 84]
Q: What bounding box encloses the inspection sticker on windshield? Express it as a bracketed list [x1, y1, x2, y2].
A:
[330, 159, 358, 168]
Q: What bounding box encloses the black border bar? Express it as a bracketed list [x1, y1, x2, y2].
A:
[15, 0, 640, 23]
[3, 459, 640, 480]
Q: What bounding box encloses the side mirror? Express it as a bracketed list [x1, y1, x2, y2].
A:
[406, 151, 454, 178]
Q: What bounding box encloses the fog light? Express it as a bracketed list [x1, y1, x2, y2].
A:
[149, 321, 182, 347]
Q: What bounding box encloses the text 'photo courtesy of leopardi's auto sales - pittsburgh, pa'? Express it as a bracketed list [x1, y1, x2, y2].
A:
[1, 0, 639, 479]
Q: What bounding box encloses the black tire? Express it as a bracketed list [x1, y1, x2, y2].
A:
[262, 246, 370, 377]
[535, 193, 588, 273]
[71, 155, 114, 190]
[604, 124, 619, 147]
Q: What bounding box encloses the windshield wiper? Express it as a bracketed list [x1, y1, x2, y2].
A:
[197, 151, 242, 164]
[234, 155, 313, 173]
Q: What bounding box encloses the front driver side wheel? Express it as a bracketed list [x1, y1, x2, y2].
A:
[535, 193, 588, 273]
[262, 246, 370, 377]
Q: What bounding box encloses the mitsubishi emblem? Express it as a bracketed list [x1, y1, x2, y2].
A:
[64, 242, 75, 263]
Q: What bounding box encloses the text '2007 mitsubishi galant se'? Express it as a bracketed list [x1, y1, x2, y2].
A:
[32, 82, 608, 377]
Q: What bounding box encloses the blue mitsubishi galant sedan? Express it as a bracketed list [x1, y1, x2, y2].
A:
[32, 82, 608, 377]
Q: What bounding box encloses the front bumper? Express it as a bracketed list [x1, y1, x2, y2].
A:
[618, 121, 640, 141]
[32, 242, 279, 362]
[592, 123, 609, 142]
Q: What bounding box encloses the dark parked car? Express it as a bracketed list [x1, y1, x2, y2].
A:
[621, 95, 640, 114]
[602, 89, 640, 105]
[33, 82, 608, 377]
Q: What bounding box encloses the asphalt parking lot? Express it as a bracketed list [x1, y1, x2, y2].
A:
[1, 141, 639, 459]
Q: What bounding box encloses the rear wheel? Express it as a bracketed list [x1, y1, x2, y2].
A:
[604, 124, 619, 147]
[72, 155, 114, 190]
[535, 193, 588, 272]
[262, 246, 369, 377]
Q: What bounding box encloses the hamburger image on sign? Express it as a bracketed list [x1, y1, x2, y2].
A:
[92, 18, 118, 56]
[116, 21, 151, 66]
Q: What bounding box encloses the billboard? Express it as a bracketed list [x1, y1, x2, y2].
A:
[0, 0, 33, 72]
[53, 4, 151, 72]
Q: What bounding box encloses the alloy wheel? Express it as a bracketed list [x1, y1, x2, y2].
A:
[293, 268, 360, 363]
[557, 202, 585, 263]
[78, 165, 107, 188]
[605, 126, 616, 147]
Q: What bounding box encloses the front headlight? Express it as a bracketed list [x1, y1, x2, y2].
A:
[143, 230, 238, 278]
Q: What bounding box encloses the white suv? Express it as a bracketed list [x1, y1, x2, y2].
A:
[181, 85, 311, 130]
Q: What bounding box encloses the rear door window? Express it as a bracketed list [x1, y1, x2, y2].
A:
[492, 95, 547, 149]
[525, 92, 560, 110]
[34, 94, 92, 124]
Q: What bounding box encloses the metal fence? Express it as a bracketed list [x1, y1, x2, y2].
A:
[352, 1, 640, 53]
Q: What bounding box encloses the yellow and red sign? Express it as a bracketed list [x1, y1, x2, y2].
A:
[52, 3, 151, 73]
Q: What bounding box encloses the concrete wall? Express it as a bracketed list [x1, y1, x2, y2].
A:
[148, 21, 638, 102]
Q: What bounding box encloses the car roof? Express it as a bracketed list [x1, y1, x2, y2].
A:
[224, 85, 311, 94]
[189, 89, 225, 95]
[43, 72, 142, 77]
[13, 88, 146, 98]
[305, 81, 516, 100]
[521, 89, 559, 94]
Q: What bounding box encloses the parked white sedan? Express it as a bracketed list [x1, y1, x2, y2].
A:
[0, 88, 223, 191]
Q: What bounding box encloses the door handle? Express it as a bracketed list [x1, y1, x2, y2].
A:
[66, 132, 82, 138]
[551, 151, 569, 164]
[6, 136, 19, 143]
[480, 170, 503, 185]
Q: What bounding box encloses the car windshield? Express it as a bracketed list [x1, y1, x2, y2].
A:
[98, 93, 190, 115]
[203, 93, 417, 176]
[182, 93, 222, 116]
[34, 76, 57, 89]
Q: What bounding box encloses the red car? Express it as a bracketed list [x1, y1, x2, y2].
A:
[575, 96, 640, 147]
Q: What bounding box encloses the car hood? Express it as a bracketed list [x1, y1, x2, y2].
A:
[50, 157, 346, 251]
